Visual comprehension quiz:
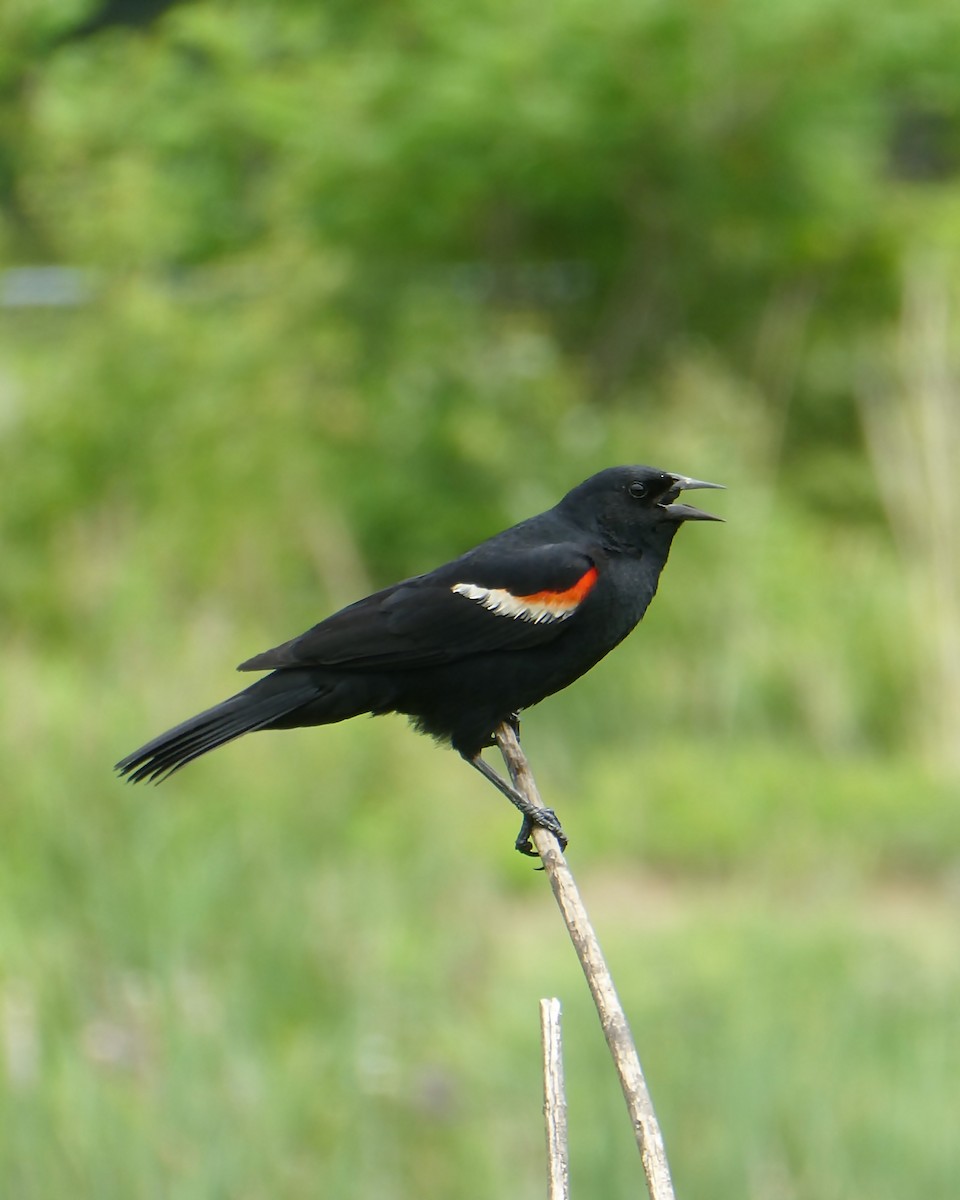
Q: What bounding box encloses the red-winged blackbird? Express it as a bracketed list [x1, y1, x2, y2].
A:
[117, 465, 723, 853]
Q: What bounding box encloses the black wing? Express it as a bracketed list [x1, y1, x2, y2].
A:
[238, 543, 599, 672]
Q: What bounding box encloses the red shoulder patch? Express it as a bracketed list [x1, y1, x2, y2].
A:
[516, 565, 598, 611]
[452, 566, 598, 624]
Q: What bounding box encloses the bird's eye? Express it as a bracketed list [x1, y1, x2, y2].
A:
[628, 481, 648, 499]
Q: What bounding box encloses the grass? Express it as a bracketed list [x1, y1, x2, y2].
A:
[2, 313, 957, 1195]
[2, 631, 959, 1198]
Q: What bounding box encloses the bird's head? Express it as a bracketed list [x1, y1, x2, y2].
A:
[558, 465, 724, 551]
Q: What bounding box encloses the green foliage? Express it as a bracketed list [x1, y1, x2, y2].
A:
[2, 1, 960, 1196]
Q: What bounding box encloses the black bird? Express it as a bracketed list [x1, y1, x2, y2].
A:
[117, 465, 723, 853]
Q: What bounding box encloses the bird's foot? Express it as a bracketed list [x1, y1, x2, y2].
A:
[514, 809, 568, 858]
[468, 752, 567, 858]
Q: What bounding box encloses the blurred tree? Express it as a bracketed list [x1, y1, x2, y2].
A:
[2, 0, 959, 758]
[62, 0, 189, 43]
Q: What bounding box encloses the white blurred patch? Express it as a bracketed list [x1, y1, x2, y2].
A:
[451, 582, 575, 624]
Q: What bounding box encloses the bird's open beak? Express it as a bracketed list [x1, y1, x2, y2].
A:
[659, 475, 725, 522]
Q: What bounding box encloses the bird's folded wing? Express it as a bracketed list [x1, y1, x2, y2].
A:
[237, 544, 598, 671]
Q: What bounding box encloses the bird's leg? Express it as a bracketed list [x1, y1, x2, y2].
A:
[467, 753, 567, 856]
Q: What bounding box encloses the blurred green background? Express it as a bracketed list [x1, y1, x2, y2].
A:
[2, 1, 960, 1196]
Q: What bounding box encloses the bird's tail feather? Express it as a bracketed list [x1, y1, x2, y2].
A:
[116, 677, 321, 784]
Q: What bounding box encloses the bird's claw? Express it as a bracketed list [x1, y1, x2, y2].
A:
[514, 808, 568, 859]
[515, 815, 537, 857]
